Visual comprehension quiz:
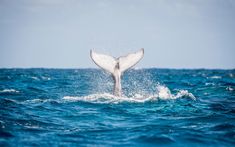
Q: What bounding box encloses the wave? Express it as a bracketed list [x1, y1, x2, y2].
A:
[226, 86, 234, 91]
[31, 76, 51, 81]
[0, 89, 19, 93]
[209, 76, 222, 79]
[63, 85, 196, 104]
[24, 98, 54, 104]
[63, 93, 156, 104]
[156, 86, 196, 100]
[16, 85, 195, 104]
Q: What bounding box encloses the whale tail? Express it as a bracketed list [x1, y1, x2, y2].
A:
[90, 48, 144, 74]
[90, 48, 144, 96]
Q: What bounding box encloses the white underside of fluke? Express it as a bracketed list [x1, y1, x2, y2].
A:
[90, 48, 144, 96]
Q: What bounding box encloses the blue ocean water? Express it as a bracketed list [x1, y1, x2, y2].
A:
[0, 68, 234, 146]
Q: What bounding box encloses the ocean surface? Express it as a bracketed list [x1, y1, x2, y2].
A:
[0, 68, 234, 146]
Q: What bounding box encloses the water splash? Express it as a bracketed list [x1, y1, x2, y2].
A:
[1, 69, 234, 146]
[156, 85, 196, 100]
[62, 85, 196, 104]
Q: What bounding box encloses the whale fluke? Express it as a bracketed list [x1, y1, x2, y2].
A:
[90, 48, 144, 96]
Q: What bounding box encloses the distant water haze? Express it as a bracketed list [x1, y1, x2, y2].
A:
[0, 0, 235, 69]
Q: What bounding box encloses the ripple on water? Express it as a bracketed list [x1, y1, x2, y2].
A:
[0, 69, 234, 146]
[136, 135, 175, 145]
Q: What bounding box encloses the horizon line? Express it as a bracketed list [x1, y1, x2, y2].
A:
[0, 67, 234, 70]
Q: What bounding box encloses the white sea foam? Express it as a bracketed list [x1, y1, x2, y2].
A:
[205, 82, 215, 86]
[20, 85, 195, 104]
[156, 86, 172, 99]
[31, 76, 39, 80]
[63, 93, 156, 104]
[209, 76, 221, 79]
[156, 85, 196, 100]
[24, 98, 54, 104]
[63, 85, 196, 104]
[0, 89, 19, 93]
[228, 73, 234, 78]
[226, 86, 234, 91]
[42, 76, 51, 80]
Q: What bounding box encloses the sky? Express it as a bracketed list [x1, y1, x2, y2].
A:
[0, 0, 235, 69]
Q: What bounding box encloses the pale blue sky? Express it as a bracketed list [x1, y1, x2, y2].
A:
[0, 0, 235, 69]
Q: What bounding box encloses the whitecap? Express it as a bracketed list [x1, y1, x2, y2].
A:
[209, 76, 221, 79]
[31, 76, 39, 80]
[156, 85, 196, 100]
[228, 73, 234, 78]
[41, 76, 51, 80]
[0, 89, 20, 93]
[226, 86, 234, 91]
[24, 98, 55, 104]
[156, 86, 172, 99]
[205, 83, 215, 86]
[174, 90, 196, 100]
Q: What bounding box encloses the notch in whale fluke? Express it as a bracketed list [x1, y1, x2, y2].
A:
[90, 48, 144, 96]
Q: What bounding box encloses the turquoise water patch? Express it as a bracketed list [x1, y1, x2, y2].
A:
[0, 68, 234, 146]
